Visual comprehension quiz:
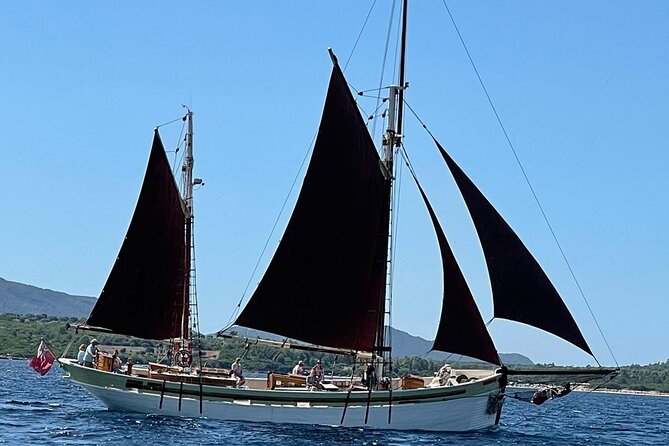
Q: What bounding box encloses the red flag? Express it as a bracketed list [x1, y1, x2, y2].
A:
[28, 339, 56, 376]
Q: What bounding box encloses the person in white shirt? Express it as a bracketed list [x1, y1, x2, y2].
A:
[76, 344, 86, 365]
[291, 360, 305, 375]
[82, 339, 99, 368]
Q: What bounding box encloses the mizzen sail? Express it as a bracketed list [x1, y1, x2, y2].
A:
[234, 63, 391, 353]
[85, 130, 188, 340]
[434, 139, 592, 356]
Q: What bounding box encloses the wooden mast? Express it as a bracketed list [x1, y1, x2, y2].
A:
[377, 0, 409, 374]
[181, 109, 194, 346]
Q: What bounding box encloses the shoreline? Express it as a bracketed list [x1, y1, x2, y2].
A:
[588, 388, 669, 398]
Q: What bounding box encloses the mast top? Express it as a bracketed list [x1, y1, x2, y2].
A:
[396, 0, 409, 145]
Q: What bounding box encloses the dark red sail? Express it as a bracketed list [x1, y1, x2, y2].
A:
[85, 131, 188, 340]
[234, 63, 391, 353]
[411, 173, 500, 365]
[434, 138, 592, 356]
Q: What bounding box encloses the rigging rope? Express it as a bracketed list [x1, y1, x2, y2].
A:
[155, 115, 186, 129]
[153, 113, 188, 178]
[226, 2, 401, 329]
[348, 1, 400, 145]
[371, 0, 398, 142]
[386, 142, 403, 356]
[439, 1, 618, 367]
[171, 118, 187, 178]
[402, 92, 616, 368]
[60, 318, 91, 358]
[503, 371, 619, 430]
[222, 132, 318, 330]
[343, 0, 379, 72]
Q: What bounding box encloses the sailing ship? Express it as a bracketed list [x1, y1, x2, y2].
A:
[60, 1, 616, 432]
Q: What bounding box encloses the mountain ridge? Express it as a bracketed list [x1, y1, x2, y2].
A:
[0, 277, 96, 318]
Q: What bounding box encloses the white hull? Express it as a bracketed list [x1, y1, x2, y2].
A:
[61, 359, 505, 432]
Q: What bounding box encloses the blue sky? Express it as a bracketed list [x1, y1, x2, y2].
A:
[1, 1, 667, 367]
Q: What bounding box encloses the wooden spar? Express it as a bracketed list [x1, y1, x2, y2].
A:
[505, 367, 619, 377]
[67, 323, 115, 334]
[217, 333, 360, 357]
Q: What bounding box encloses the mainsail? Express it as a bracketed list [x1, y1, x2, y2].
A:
[85, 130, 189, 340]
[234, 63, 391, 353]
[434, 139, 592, 355]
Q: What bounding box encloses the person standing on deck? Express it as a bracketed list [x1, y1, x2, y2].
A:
[76, 344, 86, 365]
[82, 339, 99, 368]
[362, 362, 377, 388]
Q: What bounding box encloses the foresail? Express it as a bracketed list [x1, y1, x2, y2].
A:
[411, 173, 500, 365]
[233, 63, 391, 353]
[433, 138, 593, 356]
[85, 131, 188, 340]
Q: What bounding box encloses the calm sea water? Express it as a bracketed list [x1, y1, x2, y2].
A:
[1, 359, 667, 445]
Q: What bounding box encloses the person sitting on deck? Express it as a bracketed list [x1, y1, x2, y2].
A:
[82, 339, 99, 368]
[76, 344, 86, 365]
[307, 359, 324, 389]
[291, 360, 305, 376]
[231, 357, 245, 387]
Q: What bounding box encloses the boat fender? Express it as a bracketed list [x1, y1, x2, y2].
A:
[175, 349, 193, 367]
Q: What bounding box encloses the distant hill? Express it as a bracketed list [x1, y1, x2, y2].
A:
[1, 277, 532, 364]
[0, 277, 95, 318]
